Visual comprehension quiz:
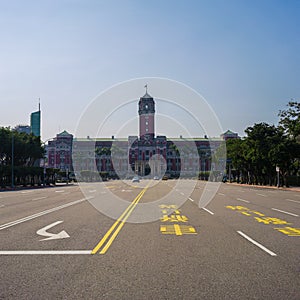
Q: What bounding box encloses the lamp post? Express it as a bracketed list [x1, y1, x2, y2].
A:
[11, 131, 14, 189]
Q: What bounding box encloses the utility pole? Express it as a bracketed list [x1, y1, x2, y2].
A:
[11, 131, 14, 189]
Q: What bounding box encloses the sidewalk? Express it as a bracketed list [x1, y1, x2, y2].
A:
[226, 182, 300, 192]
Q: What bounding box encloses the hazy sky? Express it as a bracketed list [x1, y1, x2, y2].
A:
[0, 0, 299, 141]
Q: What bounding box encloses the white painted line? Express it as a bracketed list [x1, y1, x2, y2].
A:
[237, 231, 277, 256]
[202, 207, 214, 215]
[180, 192, 185, 196]
[32, 196, 47, 201]
[89, 190, 97, 193]
[189, 197, 194, 202]
[0, 250, 91, 255]
[55, 190, 65, 193]
[0, 197, 93, 231]
[271, 208, 299, 217]
[218, 193, 225, 196]
[0, 204, 4, 208]
[21, 190, 35, 194]
[286, 199, 300, 204]
[257, 193, 267, 197]
[236, 198, 250, 203]
[62, 192, 70, 195]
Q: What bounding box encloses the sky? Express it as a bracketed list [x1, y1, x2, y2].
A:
[0, 0, 299, 141]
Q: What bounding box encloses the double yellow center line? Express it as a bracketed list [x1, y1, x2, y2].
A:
[92, 183, 150, 254]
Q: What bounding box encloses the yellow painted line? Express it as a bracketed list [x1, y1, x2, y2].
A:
[92, 183, 150, 255]
[174, 224, 182, 236]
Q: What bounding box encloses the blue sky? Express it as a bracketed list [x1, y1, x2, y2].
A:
[0, 0, 299, 141]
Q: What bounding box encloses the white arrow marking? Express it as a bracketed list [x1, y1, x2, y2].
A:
[37, 221, 70, 241]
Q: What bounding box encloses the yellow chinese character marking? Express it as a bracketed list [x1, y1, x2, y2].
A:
[161, 215, 189, 223]
[251, 211, 265, 217]
[255, 217, 291, 225]
[274, 227, 300, 236]
[160, 225, 197, 235]
[159, 205, 178, 209]
[226, 205, 249, 211]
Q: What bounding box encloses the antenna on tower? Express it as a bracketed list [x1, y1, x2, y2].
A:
[144, 84, 148, 93]
[38, 98, 41, 111]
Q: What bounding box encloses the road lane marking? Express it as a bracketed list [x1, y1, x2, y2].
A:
[92, 184, 150, 255]
[188, 197, 194, 202]
[218, 193, 225, 196]
[236, 198, 250, 203]
[0, 204, 4, 208]
[0, 197, 92, 231]
[202, 207, 214, 215]
[257, 193, 267, 197]
[180, 192, 185, 196]
[237, 231, 277, 256]
[20, 190, 35, 194]
[37, 221, 70, 241]
[0, 250, 91, 255]
[271, 208, 299, 217]
[32, 196, 47, 201]
[55, 190, 65, 193]
[286, 199, 300, 204]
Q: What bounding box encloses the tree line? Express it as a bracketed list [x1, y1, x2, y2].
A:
[0, 127, 58, 188]
[226, 101, 300, 187]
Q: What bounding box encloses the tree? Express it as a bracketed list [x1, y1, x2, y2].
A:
[278, 101, 300, 142]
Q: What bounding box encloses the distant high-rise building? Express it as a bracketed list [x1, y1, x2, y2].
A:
[30, 101, 41, 137]
[14, 124, 31, 134]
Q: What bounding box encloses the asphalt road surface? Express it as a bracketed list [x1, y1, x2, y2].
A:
[0, 180, 299, 299]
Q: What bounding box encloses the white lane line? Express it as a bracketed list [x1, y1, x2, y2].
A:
[218, 193, 225, 196]
[237, 231, 277, 256]
[0, 250, 91, 255]
[62, 192, 70, 195]
[286, 199, 300, 204]
[32, 196, 47, 201]
[189, 197, 194, 202]
[0, 197, 93, 231]
[180, 192, 185, 196]
[55, 190, 65, 193]
[257, 193, 267, 197]
[202, 207, 214, 215]
[236, 198, 250, 203]
[20, 190, 35, 194]
[89, 190, 97, 193]
[0, 204, 4, 208]
[271, 208, 299, 217]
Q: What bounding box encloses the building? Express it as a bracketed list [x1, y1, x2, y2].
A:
[30, 102, 41, 137]
[48, 88, 237, 179]
[14, 125, 31, 134]
[221, 130, 240, 141]
[47, 130, 73, 172]
[70, 89, 230, 180]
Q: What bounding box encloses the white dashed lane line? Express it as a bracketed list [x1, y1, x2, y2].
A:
[32, 196, 47, 201]
[257, 193, 267, 197]
[202, 207, 214, 215]
[237, 231, 277, 256]
[271, 208, 299, 217]
[286, 199, 300, 204]
[218, 193, 225, 196]
[236, 198, 250, 203]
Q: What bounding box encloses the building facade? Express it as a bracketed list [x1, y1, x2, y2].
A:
[48, 90, 237, 179]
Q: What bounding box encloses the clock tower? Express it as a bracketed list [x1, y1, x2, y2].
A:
[138, 86, 155, 141]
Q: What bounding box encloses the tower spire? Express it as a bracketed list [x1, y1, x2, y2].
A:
[144, 84, 148, 94]
[38, 98, 40, 111]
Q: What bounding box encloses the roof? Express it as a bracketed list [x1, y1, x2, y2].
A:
[57, 130, 72, 137]
[141, 92, 153, 99]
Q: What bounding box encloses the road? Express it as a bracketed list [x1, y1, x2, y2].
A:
[0, 181, 299, 299]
